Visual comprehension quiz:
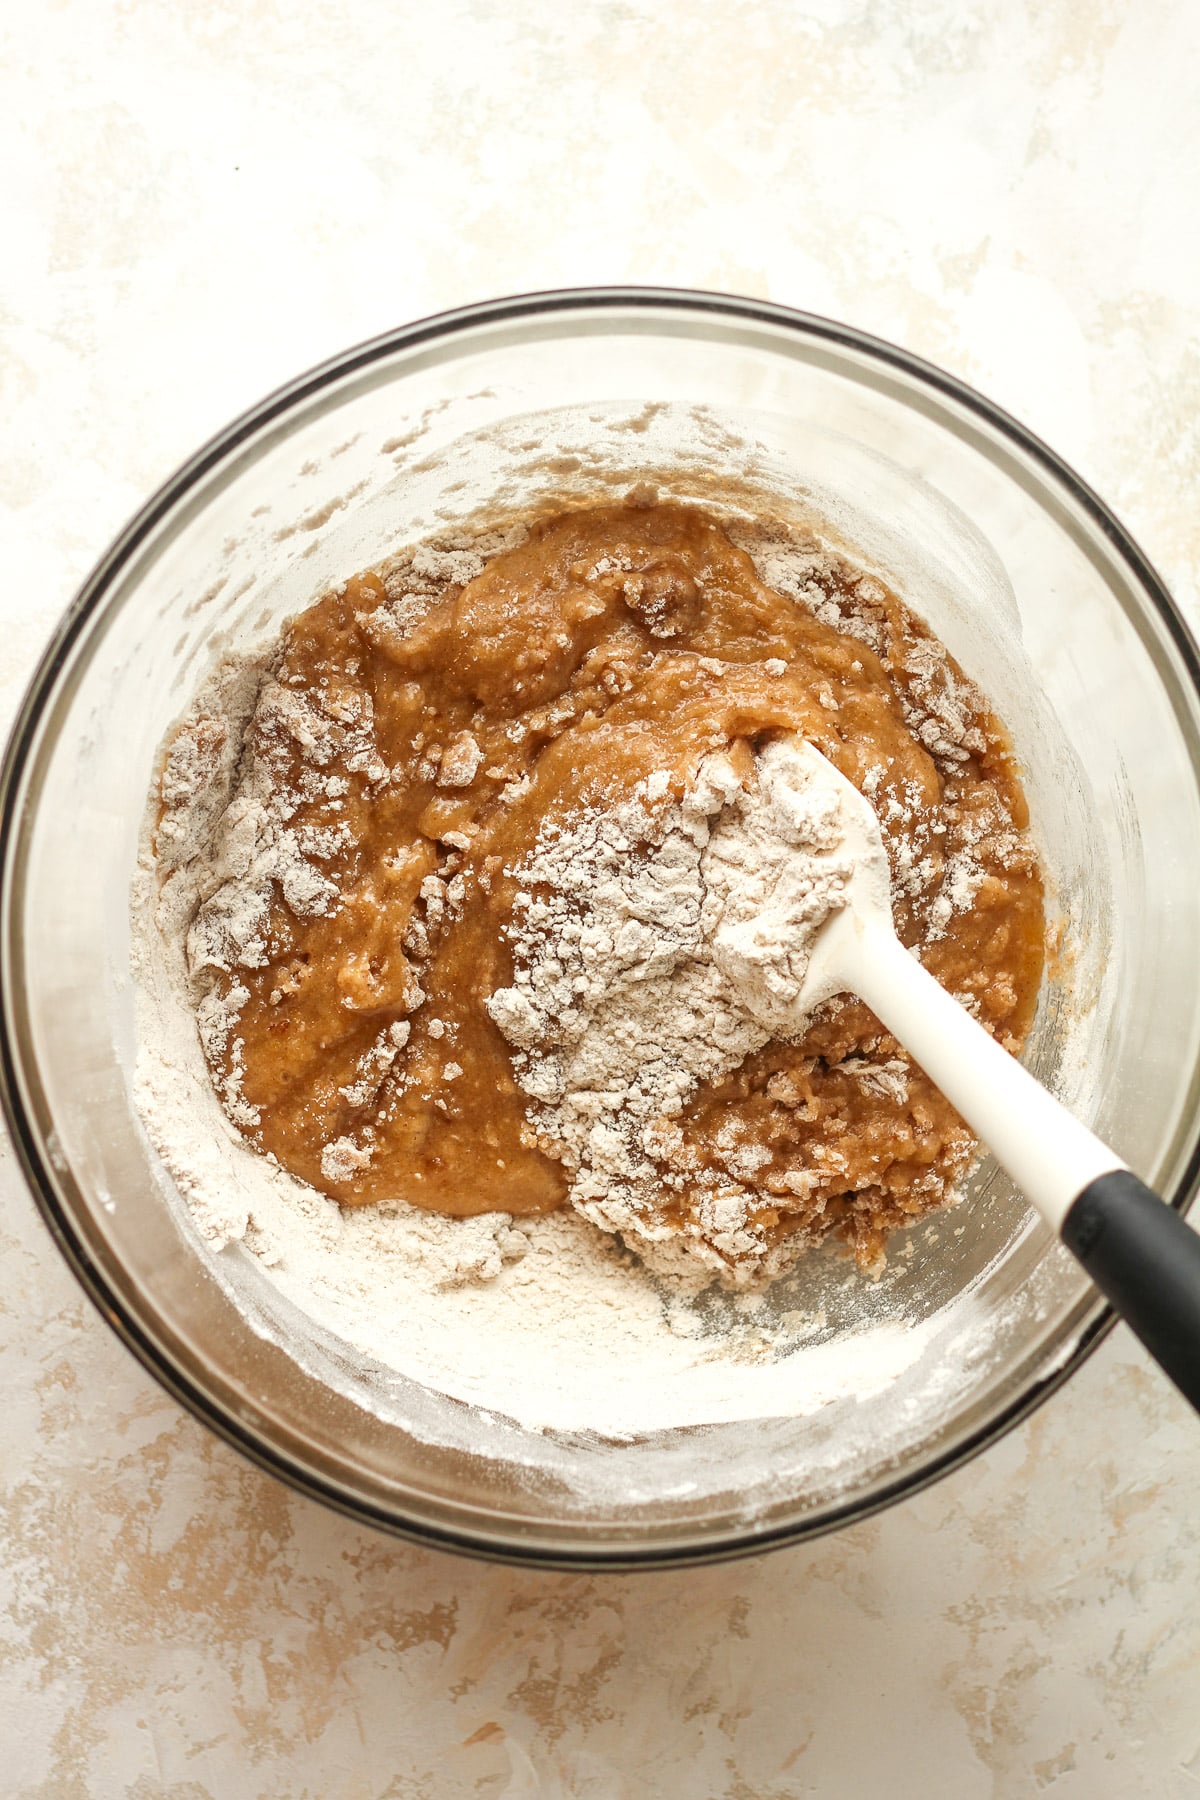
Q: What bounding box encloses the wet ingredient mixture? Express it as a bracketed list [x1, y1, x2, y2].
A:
[156, 496, 1045, 1280]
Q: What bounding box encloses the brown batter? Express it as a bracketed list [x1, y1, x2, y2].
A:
[164, 497, 1044, 1273]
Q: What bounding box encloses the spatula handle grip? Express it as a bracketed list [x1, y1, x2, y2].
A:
[1063, 1171, 1200, 1410]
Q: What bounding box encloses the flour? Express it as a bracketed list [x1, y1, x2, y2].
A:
[486, 740, 853, 1283]
[131, 511, 1006, 1436]
[134, 960, 935, 1434]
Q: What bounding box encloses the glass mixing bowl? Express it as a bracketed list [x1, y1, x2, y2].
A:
[3, 289, 1200, 1569]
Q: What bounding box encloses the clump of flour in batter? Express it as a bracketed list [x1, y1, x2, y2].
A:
[486, 739, 854, 1284]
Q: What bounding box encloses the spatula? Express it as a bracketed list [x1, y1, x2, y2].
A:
[784, 737, 1200, 1413]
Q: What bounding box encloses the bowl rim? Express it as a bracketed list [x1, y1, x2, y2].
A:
[3, 283, 1200, 1570]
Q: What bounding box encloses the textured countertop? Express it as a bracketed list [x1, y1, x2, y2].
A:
[3, 4, 1200, 1795]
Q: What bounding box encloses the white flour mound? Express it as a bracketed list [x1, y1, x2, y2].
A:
[486, 740, 853, 1283]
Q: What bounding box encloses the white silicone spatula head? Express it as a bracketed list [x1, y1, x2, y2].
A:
[783, 738, 896, 1014]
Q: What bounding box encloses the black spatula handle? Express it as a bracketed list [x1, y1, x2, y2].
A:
[1062, 1170, 1200, 1411]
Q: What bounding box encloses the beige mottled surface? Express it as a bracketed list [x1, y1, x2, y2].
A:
[3, 2, 1200, 1795]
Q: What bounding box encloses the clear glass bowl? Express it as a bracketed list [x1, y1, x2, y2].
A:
[3, 289, 1200, 1569]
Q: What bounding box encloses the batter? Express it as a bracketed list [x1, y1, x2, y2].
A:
[157, 494, 1044, 1276]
